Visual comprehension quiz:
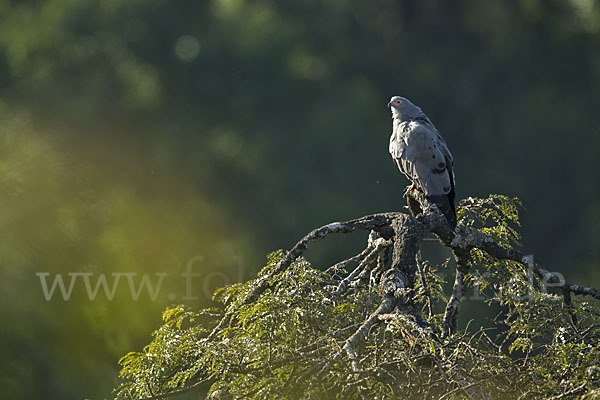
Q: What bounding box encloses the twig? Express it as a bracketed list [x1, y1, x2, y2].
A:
[416, 253, 434, 318]
[324, 245, 373, 275]
[547, 382, 587, 399]
[316, 294, 400, 379]
[450, 227, 600, 300]
[333, 237, 392, 295]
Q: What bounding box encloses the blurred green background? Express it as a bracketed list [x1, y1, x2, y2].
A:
[1, 0, 599, 398]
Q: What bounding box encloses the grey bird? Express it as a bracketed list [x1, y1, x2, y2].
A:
[388, 96, 456, 228]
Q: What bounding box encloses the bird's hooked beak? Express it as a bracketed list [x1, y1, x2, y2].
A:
[387, 101, 393, 108]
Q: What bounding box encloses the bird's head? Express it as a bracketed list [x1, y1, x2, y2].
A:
[388, 96, 422, 120]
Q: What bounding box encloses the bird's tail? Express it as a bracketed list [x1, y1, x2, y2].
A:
[427, 194, 457, 229]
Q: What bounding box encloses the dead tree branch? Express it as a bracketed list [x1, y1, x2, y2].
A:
[450, 226, 600, 300]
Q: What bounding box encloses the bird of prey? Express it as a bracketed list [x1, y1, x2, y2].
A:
[388, 96, 456, 228]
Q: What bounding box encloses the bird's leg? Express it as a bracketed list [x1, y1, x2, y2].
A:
[405, 187, 423, 218]
[403, 183, 417, 198]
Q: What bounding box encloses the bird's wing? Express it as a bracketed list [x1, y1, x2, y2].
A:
[392, 121, 453, 196]
[434, 131, 455, 186]
[389, 121, 410, 178]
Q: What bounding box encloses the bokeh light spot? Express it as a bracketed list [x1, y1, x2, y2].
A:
[174, 35, 200, 62]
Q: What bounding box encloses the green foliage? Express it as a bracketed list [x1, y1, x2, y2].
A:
[459, 195, 525, 296]
[116, 251, 381, 398]
[115, 197, 600, 399]
[458, 195, 522, 247]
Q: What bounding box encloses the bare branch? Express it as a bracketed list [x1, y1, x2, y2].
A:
[317, 293, 401, 379]
[333, 237, 392, 295]
[324, 245, 372, 275]
[451, 227, 600, 300]
[442, 267, 467, 338]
